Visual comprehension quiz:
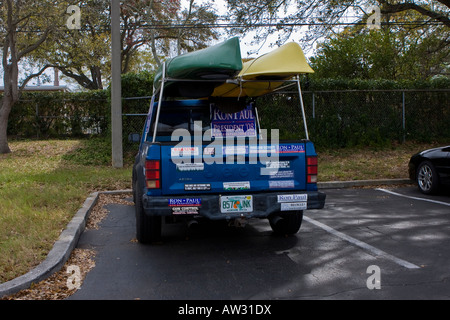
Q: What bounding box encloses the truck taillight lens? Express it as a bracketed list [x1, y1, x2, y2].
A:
[147, 180, 160, 189]
[307, 156, 318, 184]
[145, 160, 161, 189]
[145, 170, 160, 180]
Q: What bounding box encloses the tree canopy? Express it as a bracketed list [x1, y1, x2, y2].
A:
[0, 0, 69, 153]
[225, 0, 449, 50]
[225, 0, 449, 80]
[0, 0, 219, 154]
[310, 11, 449, 80]
[29, 0, 220, 90]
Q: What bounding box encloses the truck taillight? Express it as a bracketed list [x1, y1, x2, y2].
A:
[307, 156, 318, 184]
[145, 160, 161, 189]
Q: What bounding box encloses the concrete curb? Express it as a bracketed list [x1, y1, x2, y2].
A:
[318, 178, 413, 189]
[0, 180, 413, 298]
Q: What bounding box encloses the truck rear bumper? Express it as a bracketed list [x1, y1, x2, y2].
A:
[142, 191, 326, 220]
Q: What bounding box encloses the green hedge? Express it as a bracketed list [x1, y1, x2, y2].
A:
[6, 75, 450, 149]
[8, 90, 109, 138]
[7, 72, 154, 138]
[258, 78, 450, 148]
[301, 77, 450, 91]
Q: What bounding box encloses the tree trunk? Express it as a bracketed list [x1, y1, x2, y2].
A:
[91, 66, 103, 90]
[1, 60, 19, 154]
[0, 97, 12, 154]
[0, 0, 52, 154]
[0, 60, 19, 155]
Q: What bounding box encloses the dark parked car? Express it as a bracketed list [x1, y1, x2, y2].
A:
[408, 146, 450, 194]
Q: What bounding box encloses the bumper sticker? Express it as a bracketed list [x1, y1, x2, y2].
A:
[171, 147, 199, 157]
[223, 181, 250, 191]
[168, 198, 201, 207]
[172, 207, 199, 215]
[277, 144, 305, 153]
[269, 180, 295, 189]
[176, 163, 204, 172]
[277, 194, 308, 203]
[281, 202, 307, 211]
[261, 169, 294, 178]
[184, 184, 211, 191]
[266, 161, 290, 169]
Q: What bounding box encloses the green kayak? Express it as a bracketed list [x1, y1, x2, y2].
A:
[154, 37, 243, 98]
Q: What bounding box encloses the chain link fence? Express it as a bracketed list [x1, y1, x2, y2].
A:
[9, 89, 450, 160]
[258, 89, 450, 148]
[122, 96, 152, 160]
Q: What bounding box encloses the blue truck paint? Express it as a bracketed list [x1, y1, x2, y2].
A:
[132, 98, 326, 243]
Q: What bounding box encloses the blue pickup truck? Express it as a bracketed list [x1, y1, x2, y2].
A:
[132, 96, 326, 243]
[132, 40, 326, 243]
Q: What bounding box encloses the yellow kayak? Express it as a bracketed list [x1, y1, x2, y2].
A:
[212, 42, 314, 98]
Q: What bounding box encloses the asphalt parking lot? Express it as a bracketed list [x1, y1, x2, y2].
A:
[69, 185, 450, 300]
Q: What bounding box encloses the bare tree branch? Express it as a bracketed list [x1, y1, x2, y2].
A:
[19, 64, 52, 91]
[378, 1, 450, 27]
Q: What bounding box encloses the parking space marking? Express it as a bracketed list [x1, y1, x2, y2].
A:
[303, 216, 420, 269]
[376, 188, 450, 207]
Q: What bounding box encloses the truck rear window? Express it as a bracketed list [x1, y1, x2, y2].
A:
[149, 106, 211, 141]
[147, 99, 258, 142]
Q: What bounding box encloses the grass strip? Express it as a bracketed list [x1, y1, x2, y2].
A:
[0, 139, 130, 283]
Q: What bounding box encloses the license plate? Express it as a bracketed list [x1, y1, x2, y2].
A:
[220, 195, 253, 213]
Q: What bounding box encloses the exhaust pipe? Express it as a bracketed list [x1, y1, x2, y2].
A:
[187, 219, 199, 229]
[234, 218, 247, 228]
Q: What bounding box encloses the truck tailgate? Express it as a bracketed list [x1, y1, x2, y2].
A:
[160, 142, 308, 195]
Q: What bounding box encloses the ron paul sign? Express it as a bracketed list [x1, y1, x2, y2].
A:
[211, 105, 256, 138]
